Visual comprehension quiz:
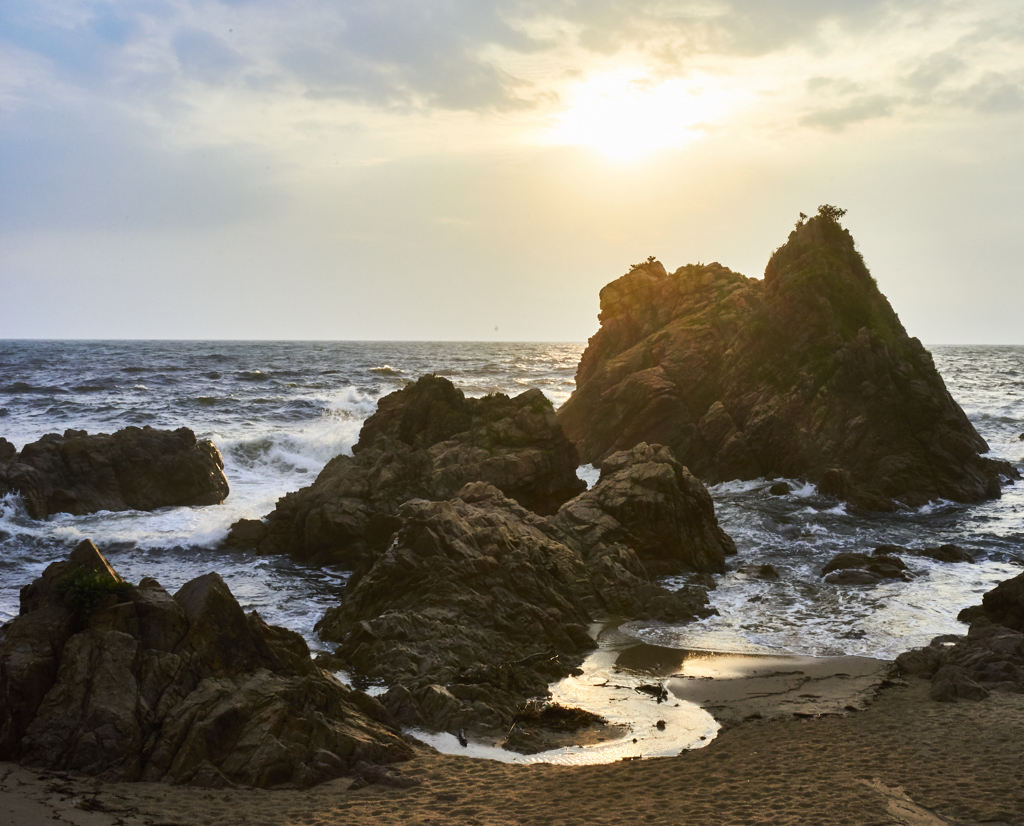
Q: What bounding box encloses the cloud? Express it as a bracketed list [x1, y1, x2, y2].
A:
[800, 94, 897, 131]
[962, 72, 1024, 113]
[173, 26, 248, 84]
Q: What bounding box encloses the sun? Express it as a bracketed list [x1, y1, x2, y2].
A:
[544, 68, 728, 161]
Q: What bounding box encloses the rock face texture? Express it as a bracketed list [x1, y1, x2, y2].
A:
[0, 541, 414, 788]
[226, 375, 585, 567]
[316, 443, 732, 746]
[0, 427, 229, 518]
[558, 210, 1016, 510]
[897, 571, 1024, 702]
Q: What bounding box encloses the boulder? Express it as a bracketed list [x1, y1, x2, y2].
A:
[0, 427, 229, 518]
[896, 619, 1024, 702]
[0, 540, 414, 787]
[558, 208, 1017, 510]
[552, 442, 735, 575]
[821, 552, 912, 583]
[226, 375, 585, 567]
[956, 570, 1024, 632]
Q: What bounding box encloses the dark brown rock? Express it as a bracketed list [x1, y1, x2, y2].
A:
[558, 209, 1017, 510]
[956, 570, 1024, 632]
[0, 541, 414, 787]
[821, 552, 912, 583]
[552, 442, 735, 575]
[896, 619, 1024, 702]
[229, 376, 585, 568]
[0, 426, 229, 518]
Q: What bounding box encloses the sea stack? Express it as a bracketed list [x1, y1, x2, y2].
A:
[558, 207, 1016, 510]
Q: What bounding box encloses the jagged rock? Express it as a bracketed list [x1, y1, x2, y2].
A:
[821, 552, 912, 584]
[558, 210, 1017, 510]
[0, 427, 229, 518]
[896, 619, 1024, 702]
[227, 375, 585, 567]
[551, 443, 736, 575]
[0, 540, 414, 787]
[956, 570, 1024, 631]
[316, 463, 719, 748]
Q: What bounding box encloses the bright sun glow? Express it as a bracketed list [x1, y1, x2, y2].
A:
[545, 69, 730, 161]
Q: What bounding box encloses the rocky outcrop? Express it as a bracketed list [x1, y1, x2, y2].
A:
[956, 570, 1024, 631]
[558, 208, 1017, 510]
[896, 620, 1024, 702]
[0, 540, 414, 788]
[552, 442, 736, 576]
[226, 375, 585, 567]
[821, 552, 913, 585]
[0, 427, 229, 518]
[897, 571, 1024, 702]
[315, 442, 730, 747]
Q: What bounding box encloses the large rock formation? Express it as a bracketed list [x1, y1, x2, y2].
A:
[558, 208, 1017, 510]
[0, 540, 415, 788]
[226, 375, 585, 567]
[0, 426, 229, 518]
[316, 443, 731, 746]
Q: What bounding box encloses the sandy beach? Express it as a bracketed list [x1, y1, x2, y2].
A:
[4, 657, 1022, 826]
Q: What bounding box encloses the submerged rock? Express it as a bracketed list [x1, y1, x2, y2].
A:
[226, 375, 585, 567]
[558, 208, 1016, 510]
[0, 540, 414, 788]
[0, 426, 229, 518]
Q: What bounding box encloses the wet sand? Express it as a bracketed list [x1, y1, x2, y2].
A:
[4, 655, 1023, 826]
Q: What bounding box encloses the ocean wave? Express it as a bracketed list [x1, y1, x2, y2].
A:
[369, 365, 401, 375]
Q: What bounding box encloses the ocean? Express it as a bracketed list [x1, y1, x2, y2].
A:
[2, 340, 1022, 667]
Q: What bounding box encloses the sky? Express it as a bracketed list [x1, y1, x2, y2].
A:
[1, 0, 1023, 343]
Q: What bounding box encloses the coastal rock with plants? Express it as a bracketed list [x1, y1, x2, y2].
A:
[225, 374, 586, 567]
[0, 426, 229, 519]
[557, 206, 1017, 511]
[0, 540, 416, 788]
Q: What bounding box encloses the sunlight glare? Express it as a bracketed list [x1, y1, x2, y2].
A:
[546, 69, 729, 161]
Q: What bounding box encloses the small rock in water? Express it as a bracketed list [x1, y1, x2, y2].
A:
[768, 481, 791, 496]
[757, 564, 780, 579]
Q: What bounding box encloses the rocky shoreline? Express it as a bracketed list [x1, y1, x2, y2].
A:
[2, 209, 1022, 810]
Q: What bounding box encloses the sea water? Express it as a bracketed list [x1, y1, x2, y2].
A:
[1, 341, 1022, 756]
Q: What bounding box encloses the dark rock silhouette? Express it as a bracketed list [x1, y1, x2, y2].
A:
[956, 570, 1024, 631]
[0, 427, 229, 518]
[226, 375, 585, 567]
[558, 210, 1017, 510]
[0, 540, 415, 788]
[898, 571, 1024, 702]
[316, 442, 732, 747]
